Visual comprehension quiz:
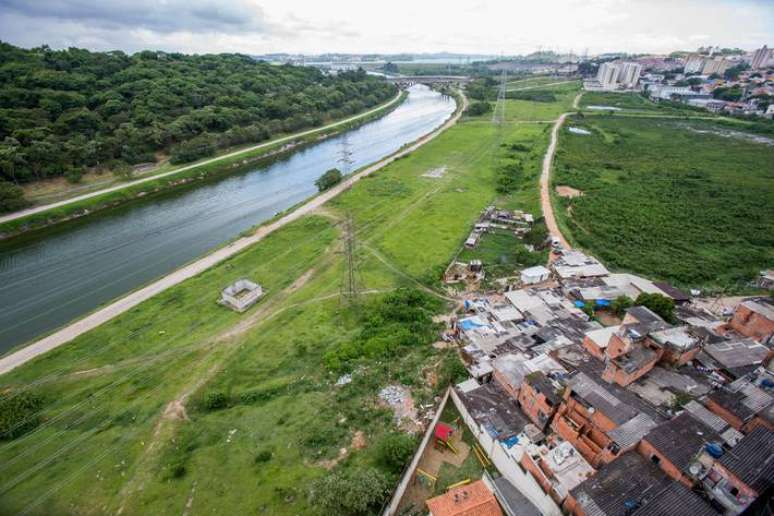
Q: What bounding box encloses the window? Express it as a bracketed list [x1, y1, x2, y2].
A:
[651, 455, 661, 465]
[730, 487, 739, 497]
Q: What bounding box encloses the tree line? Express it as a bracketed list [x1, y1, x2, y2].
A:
[0, 43, 396, 190]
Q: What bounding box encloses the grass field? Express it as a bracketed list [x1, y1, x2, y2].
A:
[553, 115, 774, 291]
[0, 84, 571, 514]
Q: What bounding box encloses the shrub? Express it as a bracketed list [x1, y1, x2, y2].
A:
[254, 449, 273, 464]
[437, 351, 468, 387]
[308, 467, 390, 515]
[0, 180, 29, 214]
[466, 101, 492, 116]
[635, 293, 676, 323]
[377, 433, 416, 474]
[204, 391, 228, 411]
[0, 391, 44, 440]
[610, 295, 633, 317]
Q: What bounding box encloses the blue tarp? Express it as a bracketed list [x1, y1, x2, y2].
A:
[460, 318, 487, 331]
[595, 299, 611, 307]
[502, 435, 519, 448]
[574, 300, 586, 308]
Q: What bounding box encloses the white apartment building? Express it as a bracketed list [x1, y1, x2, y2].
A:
[595, 61, 642, 90]
[684, 55, 706, 74]
[702, 58, 730, 76]
[751, 45, 772, 69]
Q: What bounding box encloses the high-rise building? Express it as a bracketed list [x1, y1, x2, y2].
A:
[702, 58, 730, 76]
[596, 62, 620, 89]
[618, 62, 643, 87]
[751, 45, 771, 69]
[596, 61, 641, 89]
[684, 55, 706, 74]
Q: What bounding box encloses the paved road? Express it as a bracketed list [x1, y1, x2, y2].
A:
[540, 92, 583, 254]
[0, 92, 403, 226]
[0, 92, 467, 376]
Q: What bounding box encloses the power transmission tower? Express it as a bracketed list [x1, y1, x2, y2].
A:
[492, 68, 507, 124]
[337, 133, 354, 174]
[341, 213, 360, 304]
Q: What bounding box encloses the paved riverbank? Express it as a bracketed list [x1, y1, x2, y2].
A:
[0, 91, 467, 376]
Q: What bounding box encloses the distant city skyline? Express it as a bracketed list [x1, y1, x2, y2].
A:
[0, 0, 772, 56]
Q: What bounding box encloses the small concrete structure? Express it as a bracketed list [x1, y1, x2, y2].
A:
[220, 278, 264, 312]
[521, 265, 551, 285]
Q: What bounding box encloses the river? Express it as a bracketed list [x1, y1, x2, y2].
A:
[0, 85, 455, 354]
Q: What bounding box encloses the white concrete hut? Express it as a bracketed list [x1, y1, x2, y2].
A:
[220, 278, 264, 313]
[520, 265, 551, 285]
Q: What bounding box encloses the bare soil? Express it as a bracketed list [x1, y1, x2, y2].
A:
[556, 185, 583, 198]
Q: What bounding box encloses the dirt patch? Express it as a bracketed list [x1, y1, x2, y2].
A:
[162, 399, 190, 421]
[556, 185, 583, 198]
[318, 447, 349, 470]
[351, 430, 367, 449]
[422, 166, 447, 179]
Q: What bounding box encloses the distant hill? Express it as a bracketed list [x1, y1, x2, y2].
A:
[0, 42, 395, 184]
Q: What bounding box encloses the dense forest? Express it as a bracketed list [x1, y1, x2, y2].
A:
[0, 42, 395, 186]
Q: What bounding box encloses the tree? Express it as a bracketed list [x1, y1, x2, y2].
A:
[0, 180, 28, 213]
[610, 295, 633, 317]
[315, 168, 343, 192]
[376, 433, 416, 474]
[635, 293, 676, 323]
[308, 467, 390, 515]
[0, 391, 43, 440]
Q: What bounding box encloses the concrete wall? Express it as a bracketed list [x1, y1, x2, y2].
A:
[383, 388, 450, 516]
[449, 388, 563, 516]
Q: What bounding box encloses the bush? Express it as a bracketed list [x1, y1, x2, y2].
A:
[611, 295, 633, 317]
[0, 391, 44, 440]
[204, 391, 228, 411]
[495, 161, 523, 194]
[308, 467, 390, 515]
[376, 433, 416, 474]
[0, 180, 29, 214]
[254, 449, 273, 464]
[466, 101, 492, 116]
[315, 168, 343, 192]
[437, 351, 468, 387]
[635, 293, 676, 323]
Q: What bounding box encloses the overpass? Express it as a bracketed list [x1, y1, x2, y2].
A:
[384, 75, 473, 89]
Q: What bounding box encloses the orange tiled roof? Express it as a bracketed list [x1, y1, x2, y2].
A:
[426, 480, 503, 516]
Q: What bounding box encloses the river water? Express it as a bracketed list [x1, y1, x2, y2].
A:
[0, 85, 455, 354]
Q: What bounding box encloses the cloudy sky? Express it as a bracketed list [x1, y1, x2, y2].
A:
[0, 0, 771, 56]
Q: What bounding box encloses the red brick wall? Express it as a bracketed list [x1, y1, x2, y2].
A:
[582, 336, 606, 360]
[729, 304, 774, 342]
[602, 353, 659, 387]
[606, 334, 629, 359]
[637, 439, 692, 487]
[563, 493, 584, 516]
[705, 398, 745, 431]
[661, 345, 700, 366]
[743, 415, 774, 433]
[518, 381, 557, 429]
[520, 453, 552, 495]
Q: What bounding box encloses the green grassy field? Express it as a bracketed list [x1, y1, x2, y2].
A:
[553, 115, 774, 291]
[0, 85, 566, 514]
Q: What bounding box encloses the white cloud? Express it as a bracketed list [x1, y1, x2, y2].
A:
[0, 0, 771, 55]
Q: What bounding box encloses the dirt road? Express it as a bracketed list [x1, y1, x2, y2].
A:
[0, 92, 467, 377]
[539, 92, 583, 254]
[0, 91, 403, 226]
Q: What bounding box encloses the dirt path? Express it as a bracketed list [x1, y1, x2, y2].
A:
[539, 92, 583, 255]
[0, 92, 467, 377]
[0, 92, 404, 226]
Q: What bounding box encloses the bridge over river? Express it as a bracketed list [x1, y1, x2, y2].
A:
[384, 75, 473, 89]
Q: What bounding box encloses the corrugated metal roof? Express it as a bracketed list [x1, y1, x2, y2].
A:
[718, 427, 774, 493]
[608, 413, 657, 449]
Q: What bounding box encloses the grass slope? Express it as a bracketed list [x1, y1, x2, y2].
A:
[553, 115, 774, 291]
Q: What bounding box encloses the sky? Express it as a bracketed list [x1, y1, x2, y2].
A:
[0, 0, 771, 56]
